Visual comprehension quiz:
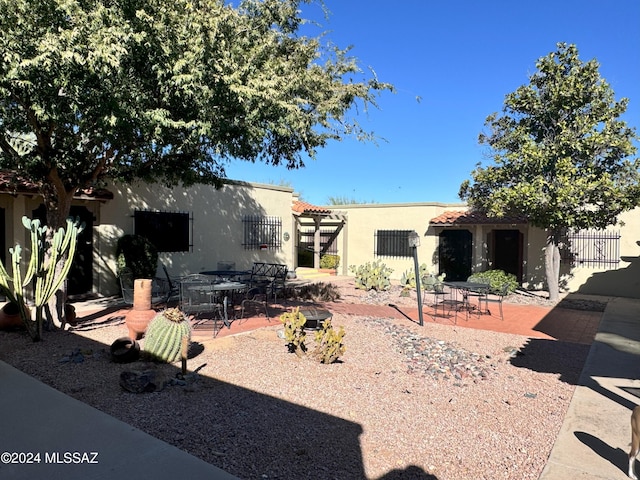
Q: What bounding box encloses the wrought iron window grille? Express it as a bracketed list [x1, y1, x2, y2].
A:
[243, 215, 282, 250]
[375, 230, 413, 258]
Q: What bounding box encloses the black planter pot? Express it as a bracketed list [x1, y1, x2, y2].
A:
[110, 337, 140, 363]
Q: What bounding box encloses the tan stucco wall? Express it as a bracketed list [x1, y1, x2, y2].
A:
[559, 208, 640, 297]
[3, 187, 640, 299]
[323, 202, 468, 280]
[96, 180, 296, 296]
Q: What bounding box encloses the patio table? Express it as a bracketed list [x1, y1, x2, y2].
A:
[443, 281, 489, 314]
[200, 270, 251, 281]
[183, 280, 247, 328]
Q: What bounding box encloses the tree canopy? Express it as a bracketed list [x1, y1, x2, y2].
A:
[0, 0, 392, 226]
[459, 43, 639, 299]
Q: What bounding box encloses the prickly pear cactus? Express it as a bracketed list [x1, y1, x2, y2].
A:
[144, 308, 191, 363]
[349, 260, 393, 291]
[313, 319, 346, 364]
[279, 307, 307, 356]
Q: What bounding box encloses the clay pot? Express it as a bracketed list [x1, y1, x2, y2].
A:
[110, 337, 140, 363]
[125, 308, 156, 340]
[125, 279, 155, 340]
[0, 302, 27, 330]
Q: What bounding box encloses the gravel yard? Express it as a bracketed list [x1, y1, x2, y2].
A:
[0, 279, 600, 480]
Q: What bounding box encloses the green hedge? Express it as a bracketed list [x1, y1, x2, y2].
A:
[467, 270, 518, 294]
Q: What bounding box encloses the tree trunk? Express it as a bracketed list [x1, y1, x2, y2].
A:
[545, 230, 561, 302]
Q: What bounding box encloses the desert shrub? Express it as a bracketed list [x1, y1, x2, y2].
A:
[116, 234, 158, 279]
[279, 308, 346, 364]
[312, 319, 346, 364]
[467, 270, 518, 294]
[295, 282, 341, 302]
[319, 254, 340, 270]
[349, 260, 393, 291]
[400, 264, 445, 290]
[279, 308, 307, 356]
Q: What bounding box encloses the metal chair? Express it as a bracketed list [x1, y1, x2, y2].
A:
[463, 277, 491, 320]
[240, 287, 270, 319]
[119, 268, 168, 306]
[422, 275, 450, 319]
[478, 283, 510, 320]
[179, 274, 225, 326]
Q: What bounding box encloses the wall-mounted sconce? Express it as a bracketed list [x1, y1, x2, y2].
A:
[283, 232, 290, 242]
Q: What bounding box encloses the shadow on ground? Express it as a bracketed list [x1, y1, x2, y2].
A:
[574, 431, 629, 478]
[1, 304, 438, 480]
[510, 338, 591, 385]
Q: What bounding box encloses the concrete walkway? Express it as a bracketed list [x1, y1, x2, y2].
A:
[540, 297, 640, 479]
[0, 360, 238, 479]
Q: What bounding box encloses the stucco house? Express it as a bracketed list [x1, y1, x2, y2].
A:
[1, 173, 639, 299]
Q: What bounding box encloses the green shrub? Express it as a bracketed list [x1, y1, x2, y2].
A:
[116, 234, 158, 279]
[319, 254, 340, 270]
[467, 270, 518, 294]
[349, 260, 393, 291]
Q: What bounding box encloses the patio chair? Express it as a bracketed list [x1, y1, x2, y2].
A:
[179, 274, 225, 327]
[478, 283, 510, 320]
[422, 275, 450, 319]
[240, 286, 270, 320]
[463, 276, 491, 320]
[161, 263, 181, 303]
[119, 268, 168, 307]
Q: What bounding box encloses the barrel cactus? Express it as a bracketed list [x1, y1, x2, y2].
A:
[144, 308, 191, 363]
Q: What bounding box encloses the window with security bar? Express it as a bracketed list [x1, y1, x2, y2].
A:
[561, 229, 621, 268]
[134, 210, 191, 252]
[243, 215, 282, 250]
[375, 230, 412, 257]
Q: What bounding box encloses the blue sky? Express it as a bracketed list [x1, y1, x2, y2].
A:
[225, 0, 640, 206]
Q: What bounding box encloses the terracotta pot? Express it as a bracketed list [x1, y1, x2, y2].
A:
[0, 302, 28, 330]
[125, 279, 156, 340]
[132, 279, 152, 311]
[125, 309, 156, 341]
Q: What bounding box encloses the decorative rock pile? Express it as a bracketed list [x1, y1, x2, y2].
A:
[366, 317, 493, 381]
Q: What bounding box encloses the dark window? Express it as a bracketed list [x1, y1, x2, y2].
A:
[375, 230, 412, 257]
[561, 229, 620, 268]
[243, 215, 282, 250]
[134, 211, 191, 252]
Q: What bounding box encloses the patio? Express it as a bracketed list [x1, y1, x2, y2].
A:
[71, 277, 603, 345]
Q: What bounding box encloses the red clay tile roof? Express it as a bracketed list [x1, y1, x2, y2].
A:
[0, 171, 113, 200]
[430, 210, 527, 225]
[292, 200, 333, 215]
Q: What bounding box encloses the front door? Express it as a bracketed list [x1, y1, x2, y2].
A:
[438, 229, 472, 281]
[492, 229, 523, 282]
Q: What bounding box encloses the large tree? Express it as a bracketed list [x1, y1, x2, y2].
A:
[459, 43, 639, 301]
[0, 0, 391, 229]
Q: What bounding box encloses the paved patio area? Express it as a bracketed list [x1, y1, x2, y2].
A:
[72, 295, 602, 346]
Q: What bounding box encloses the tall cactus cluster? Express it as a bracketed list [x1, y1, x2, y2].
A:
[0, 216, 83, 341]
[144, 308, 191, 363]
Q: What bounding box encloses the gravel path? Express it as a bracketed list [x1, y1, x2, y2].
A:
[0, 290, 593, 480]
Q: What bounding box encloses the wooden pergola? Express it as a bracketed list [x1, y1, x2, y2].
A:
[292, 201, 347, 270]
